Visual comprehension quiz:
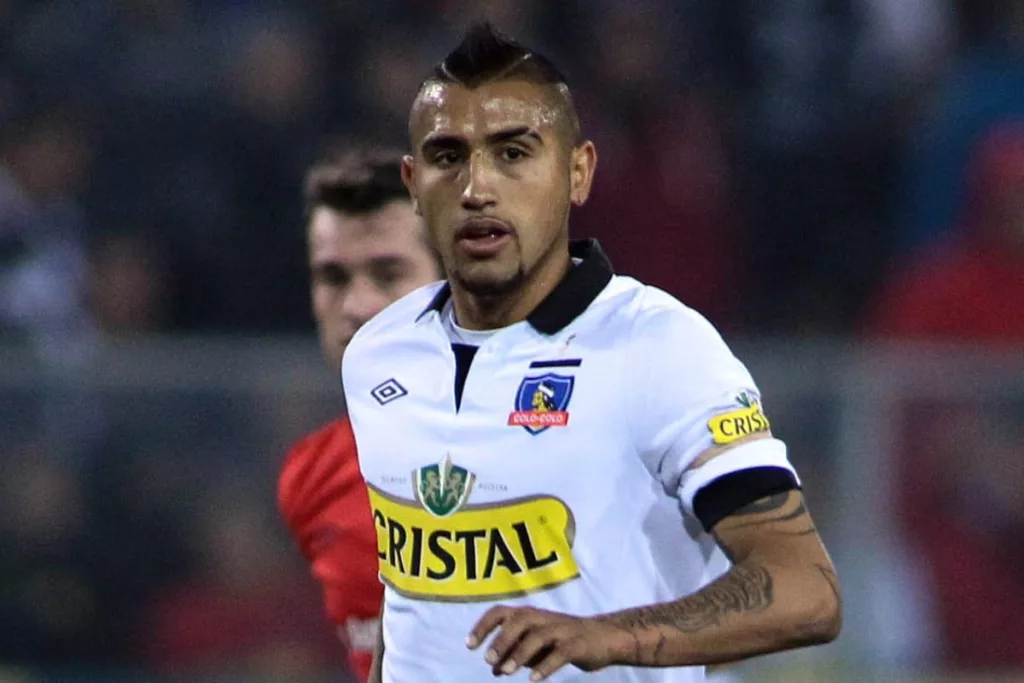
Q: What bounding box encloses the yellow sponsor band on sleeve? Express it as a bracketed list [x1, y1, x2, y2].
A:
[368, 487, 579, 602]
[707, 404, 771, 445]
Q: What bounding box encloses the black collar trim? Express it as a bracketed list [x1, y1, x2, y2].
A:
[418, 238, 613, 335]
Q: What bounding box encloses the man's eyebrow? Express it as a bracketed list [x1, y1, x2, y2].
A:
[367, 255, 408, 269]
[312, 255, 407, 274]
[421, 127, 543, 152]
[485, 126, 543, 146]
[311, 258, 346, 270]
[421, 134, 466, 152]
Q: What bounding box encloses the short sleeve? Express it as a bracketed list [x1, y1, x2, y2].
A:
[627, 296, 798, 518]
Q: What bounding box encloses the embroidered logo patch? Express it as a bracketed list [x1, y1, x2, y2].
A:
[413, 454, 476, 517]
[508, 373, 574, 434]
[371, 378, 407, 406]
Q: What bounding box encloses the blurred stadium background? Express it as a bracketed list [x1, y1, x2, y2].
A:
[1, 0, 1023, 682]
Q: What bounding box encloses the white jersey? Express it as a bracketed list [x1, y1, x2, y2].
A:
[342, 240, 798, 683]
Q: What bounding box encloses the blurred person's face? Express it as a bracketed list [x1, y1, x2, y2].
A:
[7, 114, 93, 199]
[362, 43, 429, 126]
[402, 79, 595, 301]
[593, 5, 675, 97]
[88, 234, 168, 334]
[308, 200, 438, 371]
[0, 450, 83, 544]
[230, 25, 315, 123]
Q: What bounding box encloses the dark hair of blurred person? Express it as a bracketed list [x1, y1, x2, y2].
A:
[279, 146, 443, 681]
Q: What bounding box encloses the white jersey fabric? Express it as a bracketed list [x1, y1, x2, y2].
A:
[342, 240, 798, 683]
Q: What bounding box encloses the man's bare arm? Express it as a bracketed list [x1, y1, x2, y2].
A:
[597, 489, 842, 667]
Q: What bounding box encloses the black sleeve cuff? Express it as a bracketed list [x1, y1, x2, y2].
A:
[692, 466, 801, 532]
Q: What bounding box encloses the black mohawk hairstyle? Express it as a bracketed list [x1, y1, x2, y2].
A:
[431, 21, 570, 89]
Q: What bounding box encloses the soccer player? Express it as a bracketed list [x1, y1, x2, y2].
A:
[277, 148, 443, 681]
[342, 23, 842, 683]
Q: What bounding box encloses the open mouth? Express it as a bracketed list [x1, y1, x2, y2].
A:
[455, 218, 513, 255]
[456, 218, 511, 240]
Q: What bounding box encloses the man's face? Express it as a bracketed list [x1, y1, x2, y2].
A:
[402, 79, 595, 297]
[308, 200, 438, 370]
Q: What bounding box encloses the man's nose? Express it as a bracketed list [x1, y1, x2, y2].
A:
[340, 277, 388, 326]
[461, 152, 498, 211]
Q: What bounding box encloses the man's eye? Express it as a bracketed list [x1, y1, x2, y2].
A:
[373, 266, 405, 288]
[502, 146, 527, 161]
[316, 265, 348, 286]
[434, 151, 461, 166]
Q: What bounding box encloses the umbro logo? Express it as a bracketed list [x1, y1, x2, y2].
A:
[371, 378, 407, 406]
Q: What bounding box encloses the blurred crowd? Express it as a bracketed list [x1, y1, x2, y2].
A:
[1, 0, 1023, 343]
[1, 0, 1023, 680]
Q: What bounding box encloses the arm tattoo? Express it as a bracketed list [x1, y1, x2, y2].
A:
[724, 498, 809, 530]
[728, 491, 791, 516]
[714, 520, 818, 563]
[633, 566, 774, 632]
[652, 634, 667, 663]
[602, 565, 774, 663]
[816, 563, 841, 604]
[713, 491, 817, 562]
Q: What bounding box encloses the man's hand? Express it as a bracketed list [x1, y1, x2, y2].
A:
[467, 606, 627, 681]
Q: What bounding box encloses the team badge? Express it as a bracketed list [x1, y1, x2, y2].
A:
[508, 373, 574, 434]
[413, 454, 476, 517]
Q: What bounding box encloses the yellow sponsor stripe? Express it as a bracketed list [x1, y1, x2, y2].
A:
[368, 486, 579, 602]
[708, 404, 772, 445]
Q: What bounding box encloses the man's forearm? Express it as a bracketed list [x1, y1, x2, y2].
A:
[597, 558, 841, 668]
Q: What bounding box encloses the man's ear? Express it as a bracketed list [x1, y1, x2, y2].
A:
[569, 141, 597, 206]
[402, 154, 420, 215]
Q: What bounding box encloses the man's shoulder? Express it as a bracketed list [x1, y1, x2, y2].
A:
[346, 280, 445, 358]
[278, 417, 362, 527]
[284, 417, 356, 465]
[591, 275, 724, 347]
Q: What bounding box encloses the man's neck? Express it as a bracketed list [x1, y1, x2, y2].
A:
[451, 250, 571, 331]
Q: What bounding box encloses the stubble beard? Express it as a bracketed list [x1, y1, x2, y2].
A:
[453, 263, 527, 298]
[448, 237, 528, 298]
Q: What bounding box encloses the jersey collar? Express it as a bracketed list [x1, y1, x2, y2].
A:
[418, 238, 613, 335]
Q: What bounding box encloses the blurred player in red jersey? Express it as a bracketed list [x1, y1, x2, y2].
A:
[277, 148, 443, 681]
